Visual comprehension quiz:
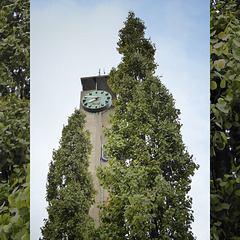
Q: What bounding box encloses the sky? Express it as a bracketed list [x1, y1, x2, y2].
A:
[31, 0, 209, 239]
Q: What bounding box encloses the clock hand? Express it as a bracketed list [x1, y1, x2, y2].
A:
[88, 97, 98, 103]
[84, 95, 98, 98]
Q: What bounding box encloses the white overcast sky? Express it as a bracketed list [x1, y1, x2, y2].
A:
[31, 0, 209, 239]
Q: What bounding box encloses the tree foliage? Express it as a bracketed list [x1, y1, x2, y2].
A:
[96, 11, 198, 239]
[40, 109, 96, 240]
[0, 0, 30, 99]
[210, 0, 240, 239]
[0, 165, 30, 240]
[0, 0, 30, 239]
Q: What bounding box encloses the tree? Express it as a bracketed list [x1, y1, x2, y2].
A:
[40, 109, 96, 240]
[0, 0, 30, 239]
[96, 11, 198, 239]
[0, 0, 30, 182]
[210, 0, 240, 239]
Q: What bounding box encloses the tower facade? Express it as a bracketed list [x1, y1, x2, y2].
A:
[79, 75, 115, 227]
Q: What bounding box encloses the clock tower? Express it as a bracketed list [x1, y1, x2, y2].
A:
[80, 75, 115, 227]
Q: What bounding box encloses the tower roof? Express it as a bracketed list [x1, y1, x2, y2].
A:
[80, 75, 115, 99]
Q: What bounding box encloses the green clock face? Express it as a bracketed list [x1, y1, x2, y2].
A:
[81, 90, 112, 112]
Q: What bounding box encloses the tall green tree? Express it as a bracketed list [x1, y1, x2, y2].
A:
[97, 11, 198, 239]
[210, 0, 240, 239]
[40, 109, 96, 240]
[0, 0, 30, 239]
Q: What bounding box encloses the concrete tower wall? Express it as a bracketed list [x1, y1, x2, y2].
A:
[79, 75, 115, 227]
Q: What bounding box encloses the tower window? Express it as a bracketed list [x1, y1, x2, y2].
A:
[101, 145, 108, 161]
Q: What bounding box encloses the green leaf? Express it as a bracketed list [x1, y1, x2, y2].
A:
[21, 232, 30, 240]
[223, 45, 228, 55]
[210, 146, 215, 157]
[220, 80, 226, 88]
[8, 195, 14, 206]
[0, 232, 7, 240]
[215, 59, 225, 70]
[225, 182, 233, 195]
[235, 114, 239, 121]
[10, 214, 20, 223]
[213, 232, 219, 240]
[224, 122, 232, 129]
[219, 181, 227, 187]
[232, 48, 240, 61]
[218, 32, 229, 41]
[19, 207, 28, 217]
[223, 174, 233, 180]
[215, 121, 222, 129]
[3, 224, 12, 233]
[210, 81, 217, 90]
[214, 221, 222, 227]
[235, 190, 240, 196]
[233, 39, 240, 48]
[225, 93, 233, 102]
[220, 132, 227, 142]
[211, 194, 220, 204]
[214, 42, 224, 49]
[216, 100, 229, 114]
[210, 30, 216, 37]
[215, 203, 230, 211]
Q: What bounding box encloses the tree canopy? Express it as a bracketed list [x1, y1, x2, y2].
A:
[0, 0, 30, 99]
[210, 0, 240, 239]
[0, 0, 30, 239]
[96, 11, 198, 239]
[40, 109, 96, 240]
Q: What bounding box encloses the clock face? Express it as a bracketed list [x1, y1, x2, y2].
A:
[81, 90, 112, 112]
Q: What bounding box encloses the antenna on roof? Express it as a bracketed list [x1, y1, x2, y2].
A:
[98, 68, 101, 76]
[103, 68, 106, 74]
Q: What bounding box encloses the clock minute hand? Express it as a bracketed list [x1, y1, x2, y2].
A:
[88, 97, 98, 103]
